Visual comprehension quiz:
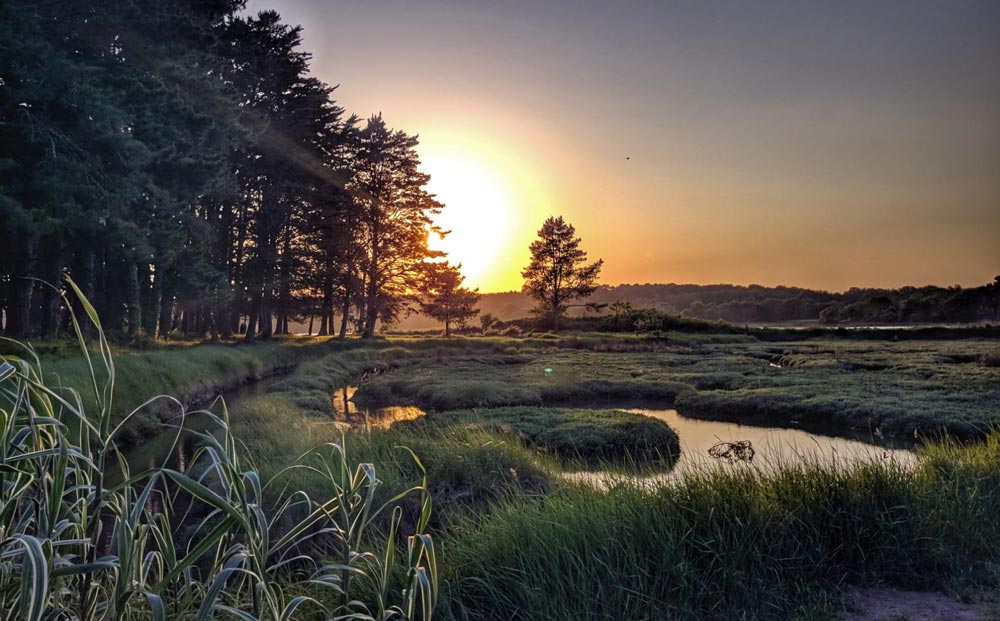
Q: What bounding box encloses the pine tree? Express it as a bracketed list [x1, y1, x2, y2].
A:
[419, 262, 480, 336]
[521, 216, 603, 330]
[349, 115, 442, 338]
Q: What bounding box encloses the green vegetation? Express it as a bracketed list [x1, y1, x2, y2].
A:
[0, 304, 437, 620]
[353, 338, 1000, 441]
[208, 333, 1000, 619]
[8, 311, 999, 619]
[32, 337, 353, 445]
[440, 434, 1000, 620]
[422, 406, 680, 468]
[1, 2, 449, 343]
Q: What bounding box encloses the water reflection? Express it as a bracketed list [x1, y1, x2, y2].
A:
[330, 385, 425, 429]
[565, 408, 918, 487]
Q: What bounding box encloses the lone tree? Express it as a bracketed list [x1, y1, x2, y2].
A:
[521, 216, 603, 330]
[419, 262, 480, 336]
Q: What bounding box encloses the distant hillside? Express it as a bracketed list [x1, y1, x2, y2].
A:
[395, 279, 1000, 330]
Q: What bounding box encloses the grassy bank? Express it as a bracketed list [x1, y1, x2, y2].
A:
[419, 406, 680, 469]
[27, 337, 352, 444]
[439, 433, 1000, 620]
[10, 324, 996, 619]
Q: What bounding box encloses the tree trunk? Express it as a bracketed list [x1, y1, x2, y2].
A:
[146, 262, 164, 337]
[159, 293, 174, 339]
[362, 276, 378, 338]
[126, 256, 142, 336]
[244, 292, 260, 342]
[41, 248, 66, 339]
[318, 277, 332, 336]
[339, 289, 351, 338]
[10, 236, 38, 337]
[77, 246, 97, 338]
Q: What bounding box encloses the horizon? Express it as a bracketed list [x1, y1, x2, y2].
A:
[472, 275, 1000, 298]
[249, 0, 1000, 293]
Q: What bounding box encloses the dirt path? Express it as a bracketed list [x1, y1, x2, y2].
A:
[840, 587, 998, 621]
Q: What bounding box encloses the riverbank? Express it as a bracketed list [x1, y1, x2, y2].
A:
[7, 329, 999, 619]
[29, 336, 349, 444]
[213, 339, 999, 619]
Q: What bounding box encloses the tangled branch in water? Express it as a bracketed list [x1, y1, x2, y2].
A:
[708, 440, 755, 462]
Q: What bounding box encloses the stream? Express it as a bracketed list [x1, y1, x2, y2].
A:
[119, 379, 917, 486]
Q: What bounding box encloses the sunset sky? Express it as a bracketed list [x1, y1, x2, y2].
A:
[249, 0, 1000, 293]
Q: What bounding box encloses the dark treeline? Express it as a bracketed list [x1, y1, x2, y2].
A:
[1, 0, 461, 341]
[603, 280, 1000, 324]
[414, 280, 1000, 329]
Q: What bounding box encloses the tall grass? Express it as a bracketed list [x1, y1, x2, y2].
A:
[0, 280, 438, 620]
[439, 437, 1000, 620]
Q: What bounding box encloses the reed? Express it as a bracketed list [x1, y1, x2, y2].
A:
[0, 280, 437, 620]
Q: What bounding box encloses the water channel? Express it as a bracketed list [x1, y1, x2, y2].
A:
[120, 379, 917, 485]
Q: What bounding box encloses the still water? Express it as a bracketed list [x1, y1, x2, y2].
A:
[565, 408, 917, 486]
[328, 385, 425, 429]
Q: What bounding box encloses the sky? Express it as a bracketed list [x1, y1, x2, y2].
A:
[248, 0, 1000, 293]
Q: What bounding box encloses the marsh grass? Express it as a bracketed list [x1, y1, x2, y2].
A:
[352, 339, 1000, 441]
[421, 406, 680, 469]
[17, 323, 997, 619]
[0, 281, 438, 620]
[439, 434, 1000, 620]
[226, 393, 558, 529]
[38, 337, 355, 447]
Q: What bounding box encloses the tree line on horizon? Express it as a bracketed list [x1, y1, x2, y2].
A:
[394, 278, 1000, 331]
[0, 0, 479, 341]
[597, 279, 1000, 325]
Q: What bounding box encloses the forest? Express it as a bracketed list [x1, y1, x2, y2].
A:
[1, 0, 469, 341]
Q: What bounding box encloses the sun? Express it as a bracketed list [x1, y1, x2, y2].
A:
[422, 155, 511, 291]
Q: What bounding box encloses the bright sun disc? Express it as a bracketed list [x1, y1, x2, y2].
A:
[423, 156, 510, 290]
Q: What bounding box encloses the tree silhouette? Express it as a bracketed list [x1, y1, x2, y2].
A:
[349, 115, 443, 338]
[521, 216, 603, 330]
[419, 262, 480, 336]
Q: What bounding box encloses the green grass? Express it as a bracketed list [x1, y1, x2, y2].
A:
[352, 352, 692, 411]
[352, 338, 1000, 441]
[420, 406, 680, 469]
[18, 336, 350, 445]
[226, 380, 559, 528]
[438, 432, 1000, 621]
[10, 323, 998, 619]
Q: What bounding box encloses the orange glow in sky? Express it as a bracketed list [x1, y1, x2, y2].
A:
[418, 123, 560, 292]
[250, 0, 1000, 292]
[423, 155, 511, 291]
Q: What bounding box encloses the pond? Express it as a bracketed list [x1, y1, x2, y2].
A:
[565, 407, 918, 486]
